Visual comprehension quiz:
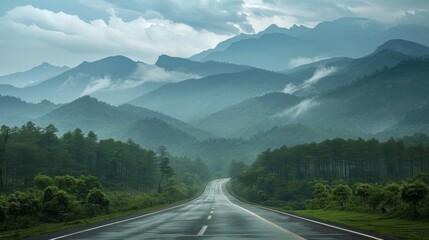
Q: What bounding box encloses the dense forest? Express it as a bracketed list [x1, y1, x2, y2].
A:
[0, 122, 210, 232]
[0, 122, 209, 192]
[230, 135, 429, 219]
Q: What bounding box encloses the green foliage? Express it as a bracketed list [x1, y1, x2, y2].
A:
[312, 183, 331, 208]
[7, 191, 41, 218]
[87, 188, 109, 209]
[42, 189, 73, 222]
[34, 174, 53, 190]
[401, 181, 429, 218]
[332, 184, 352, 210]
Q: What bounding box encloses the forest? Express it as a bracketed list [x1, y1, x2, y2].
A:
[230, 135, 429, 219]
[0, 122, 210, 231]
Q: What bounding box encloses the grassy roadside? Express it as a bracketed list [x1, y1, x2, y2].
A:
[0, 187, 205, 240]
[226, 181, 429, 240]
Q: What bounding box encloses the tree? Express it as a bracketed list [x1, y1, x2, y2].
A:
[313, 183, 331, 208]
[401, 181, 429, 218]
[157, 146, 174, 193]
[332, 184, 352, 210]
[42, 187, 73, 222]
[34, 174, 53, 190]
[87, 188, 109, 211]
[0, 125, 11, 191]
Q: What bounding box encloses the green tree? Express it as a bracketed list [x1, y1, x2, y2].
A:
[87, 188, 109, 211]
[332, 184, 352, 210]
[157, 146, 174, 193]
[34, 174, 53, 190]
[401, 181, 429, 218]
[313, 183, 331, 208]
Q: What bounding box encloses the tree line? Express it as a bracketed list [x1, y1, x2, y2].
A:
[0, 122, 210, 193]
[230, 135, 429, 219]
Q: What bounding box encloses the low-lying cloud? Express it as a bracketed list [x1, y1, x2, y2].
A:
[288, 56, 329, 69]
[79, 63, 197, 96]
[283, 66, 337, 94]
[276, 98, 319, 119]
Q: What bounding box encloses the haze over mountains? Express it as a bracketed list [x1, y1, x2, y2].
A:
[1, 17, 429, 171]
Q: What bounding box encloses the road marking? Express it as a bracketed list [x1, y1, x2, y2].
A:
[48, 183, 211, 240]
[208, 215, 212, 220]
[210, 210, 213, 214]
[221, 180, 384, 240]
[219, 181, 305, 240]
[197, 225, 208, 236]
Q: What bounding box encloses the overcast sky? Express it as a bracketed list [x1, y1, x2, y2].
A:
[0, 0, 428, 75]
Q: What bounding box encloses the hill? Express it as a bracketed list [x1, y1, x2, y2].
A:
[129, 68, 290, 121]
[0, 62, 69, 88]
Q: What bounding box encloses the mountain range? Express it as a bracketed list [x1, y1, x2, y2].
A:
[191, 17, 429, 71]
[1, 17, 429, 172]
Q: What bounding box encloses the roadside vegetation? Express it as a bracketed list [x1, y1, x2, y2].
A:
[0, 122, 210, 238]
[230, 134, 429, 239]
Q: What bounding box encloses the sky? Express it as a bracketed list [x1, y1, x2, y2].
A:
[0, 0, 428, 75]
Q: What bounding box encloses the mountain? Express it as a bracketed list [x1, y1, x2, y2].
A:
[375, 39, 429, 57]
[129, 68, 290, 121]
[0, 95, 59, 126]
[155, 55, 252, 77]
[0, 62, 69, 88]
[194, 17, 429, 71]
[194, 92, 302, 137]
[296, 58, 429, 135]
[197, 32, 335, 71]
[117, 118, 198, 150]
[0, 56, 195, 105]
[36, 96, 212, 141]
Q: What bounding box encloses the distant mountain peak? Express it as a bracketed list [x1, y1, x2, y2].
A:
[375, 39, 429, 56]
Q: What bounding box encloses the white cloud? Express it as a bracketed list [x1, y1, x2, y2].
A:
[80, 77, 112, 96]
[288, 56, 329, 68]
[277, 98, 319, 119]
[0, 5, 230, 75]
[283, 66, 337, 94]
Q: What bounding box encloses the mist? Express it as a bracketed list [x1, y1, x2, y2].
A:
[283, 66, 337, 94]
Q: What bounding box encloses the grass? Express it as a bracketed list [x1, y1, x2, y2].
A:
[291, 209, 429, 240]
[226, 181, 429, 240]
[0, 187, 205, 240]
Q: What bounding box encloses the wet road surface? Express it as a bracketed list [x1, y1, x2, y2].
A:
[32, 179, 385, 239]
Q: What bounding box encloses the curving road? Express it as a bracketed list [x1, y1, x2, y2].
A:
[32, 179, 387, 240]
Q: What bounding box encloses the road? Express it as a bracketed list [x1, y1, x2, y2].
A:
[34, 179, 386, 240]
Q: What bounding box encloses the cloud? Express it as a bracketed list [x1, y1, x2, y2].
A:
[288, 56, 329, 68]
[283, 66, 337, 94]
[277, 98, 319, 119]
[79, 63, 196, 96]
[80, 77, 112, 96]
[0, 5, 230, 75]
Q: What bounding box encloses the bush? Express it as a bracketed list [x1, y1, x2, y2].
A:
[42, 188, 73, 222]
[87, 188, 109, 210]
[401, 181, 429, 218]
[332, 184, 352, 210]
[7, 191, 41, 218]
[0, 196, 8, 221]
[34, 174, 53, 190]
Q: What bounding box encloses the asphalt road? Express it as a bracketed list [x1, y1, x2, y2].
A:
[33, 179, 386, 240]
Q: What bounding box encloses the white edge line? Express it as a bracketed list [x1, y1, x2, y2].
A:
[49, 184, 211, 240]
[197, 225, 208, 236]
[220, 181, 305, 240]
[208, 215, 212, 220]
[223, 180, 383, 240]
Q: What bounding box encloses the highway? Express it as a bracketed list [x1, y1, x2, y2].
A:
[33, 179, 386, 240]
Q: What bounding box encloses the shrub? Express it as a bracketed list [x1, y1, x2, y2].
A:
[34, 174, 53, 190]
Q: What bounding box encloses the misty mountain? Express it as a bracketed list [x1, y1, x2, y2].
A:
[117, 118, 198, 151]
[36, 96, 211, 141]
[0, 56, 195, 105]
[194, 17, 429, 71]
[194, 92, 302, 137]
[296, 58, 429, 135]
[374, 39, 429, 57]
[129, 68, 290, 121]
[0, 62, 69, 88]
[0, 95, 59, 126]
[196, 32, 335, 71]
[155, 55, 252, 77]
